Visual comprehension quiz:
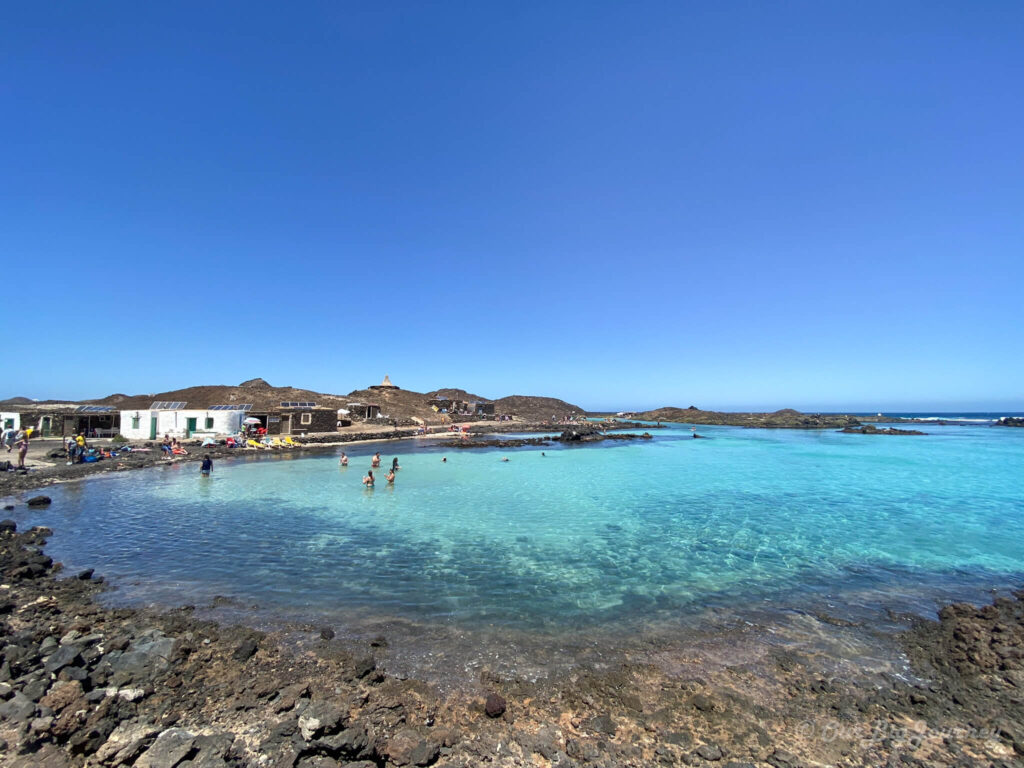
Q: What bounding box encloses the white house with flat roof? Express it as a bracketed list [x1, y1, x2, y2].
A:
[119, 402, 249, 440]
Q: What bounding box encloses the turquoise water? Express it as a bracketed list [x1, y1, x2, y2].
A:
[7, 424, 1024, 633]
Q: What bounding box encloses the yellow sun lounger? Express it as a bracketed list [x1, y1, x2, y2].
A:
[284, 436, 300, 447]
[246, 439, 265, 449]
[270, 438, 284, 448]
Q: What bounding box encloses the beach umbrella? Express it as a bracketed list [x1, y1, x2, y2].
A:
[243, 417, 261, 425]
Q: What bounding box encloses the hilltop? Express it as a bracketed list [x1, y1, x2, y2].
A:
[635, 406, 861, 429]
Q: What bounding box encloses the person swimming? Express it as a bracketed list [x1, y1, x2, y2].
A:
[340, 452, 348, 466]
[501, 456, 509, 462]
[362, 470, 374, 487]
[441, 456, 447, 463]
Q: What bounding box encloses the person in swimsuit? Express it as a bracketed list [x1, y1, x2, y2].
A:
[200, 455, 213, 476]
[371, 452, 381, 468]
[441, 456, 447, 463]
[391, 457, 400, 471]
[362, 470, 375, 487]
[386, 469, 395, 484]
[340, 452, 348, 466]
[15, 432, 29, 470]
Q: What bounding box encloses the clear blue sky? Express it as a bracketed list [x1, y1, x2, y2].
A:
[3, 2, 1022, 411]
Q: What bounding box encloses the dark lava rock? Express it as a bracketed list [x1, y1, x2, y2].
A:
[692, 693, 715, 712]
[767, 749, 802, 768]
[2, 505, 13, 511]
[26, 496, 52, 507]
[0, 520, 15, 534]
[318, 627, 335, 640]
[586, 712, 616, 735]
[135, 727, 197, 767]
[352, 656, 376, 679]
[385, 727, 439, 766]
[231, 638, 259, 662]
[76, 569, 95, 581]
[320, 725, 371, 759]
[43, 645, 82, 674]
[696, 743, 723, 761]
[483, 693, 506, 718]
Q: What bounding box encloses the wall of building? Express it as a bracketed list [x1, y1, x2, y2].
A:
[119, 410, 245, 440]
[275, 409, 337, 435]
[1, 413, 20, 431]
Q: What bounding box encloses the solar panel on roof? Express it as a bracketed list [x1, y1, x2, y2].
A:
[150, 401, 186, 410]
[74, 405, 115, 413]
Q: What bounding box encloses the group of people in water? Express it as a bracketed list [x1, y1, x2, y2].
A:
[342, 448, 525, 489]
[343, 451, 401, 488]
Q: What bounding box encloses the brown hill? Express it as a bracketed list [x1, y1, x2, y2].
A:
[425, 388, 492, 403]
[635, 406, 860, 429]
[96, 381, 353, 412]
[493, 395, 584, 421]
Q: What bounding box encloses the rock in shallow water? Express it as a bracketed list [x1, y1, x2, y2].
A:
[27, 496, 52, 507]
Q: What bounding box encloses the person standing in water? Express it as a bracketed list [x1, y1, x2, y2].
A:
[200, 455, 213, 476]
[340, 452, 348, 466]
[386, 468, 395, 484]
[362, 470, 375, 487]
[391, 457, 400, 472]
[371, 452, 381, 468]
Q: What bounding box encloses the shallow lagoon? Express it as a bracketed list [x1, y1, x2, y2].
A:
[6, 423, 1024, 680]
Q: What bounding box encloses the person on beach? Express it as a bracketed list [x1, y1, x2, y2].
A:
[362, 470, 375, 487]
[340, 452, 348, 466]
[1, 426, 14, 453]
[15, 432, 29, 470]
[371, 452, 381, 468]
[75, 432, 88, 464]
[386, 468, 395, 484]
[200, 455, 213, 476]
[161, 434, 173, 458]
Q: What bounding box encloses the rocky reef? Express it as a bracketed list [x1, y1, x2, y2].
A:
[635, 407, 862, 430]
[838, 426, 927, 436]
[996, 417, 1024, 427]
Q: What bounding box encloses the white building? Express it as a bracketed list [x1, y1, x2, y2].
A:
[1, 412, 20, 431]
[119, 403, 247, 440]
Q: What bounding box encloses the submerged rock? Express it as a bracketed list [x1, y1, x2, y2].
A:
[27, 496, 52, 507]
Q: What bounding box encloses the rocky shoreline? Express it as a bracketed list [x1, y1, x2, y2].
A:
[0, 519, 1021, 767]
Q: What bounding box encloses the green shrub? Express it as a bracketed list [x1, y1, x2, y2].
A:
[111, 434, 129, 444]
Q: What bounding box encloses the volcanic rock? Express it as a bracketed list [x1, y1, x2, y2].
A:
[484, 693, 506, 718]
